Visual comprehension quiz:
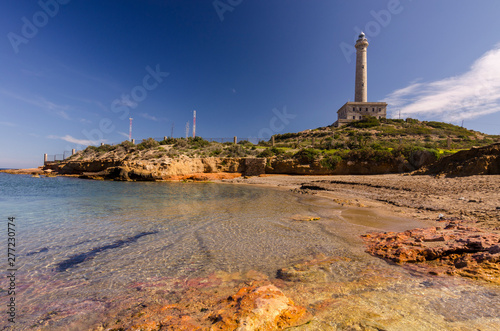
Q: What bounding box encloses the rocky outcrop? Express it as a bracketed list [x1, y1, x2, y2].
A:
[415, 143, 500, 177]
[362, 219, 500, 284]
[45, 157, 266, 181]
[208, 284, 307, 330]
[267, 158, 411, 175]
[408, 150, 437, 169]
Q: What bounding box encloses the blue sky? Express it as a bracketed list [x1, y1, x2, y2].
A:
[1, 0, 500, 168]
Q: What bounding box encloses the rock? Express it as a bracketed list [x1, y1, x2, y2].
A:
[362, 222, 500, 284]
[408, 150, 437, 169]
[415, 143, 500, 177]
[208, 284, 308, 330]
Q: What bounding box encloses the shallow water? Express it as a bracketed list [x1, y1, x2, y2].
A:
[0, 173, 499, 330]
[0, 174, 345, 328]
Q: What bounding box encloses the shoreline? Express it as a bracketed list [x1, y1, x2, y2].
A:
[220, 173, 500, 231]
[2, 171, 499, 329]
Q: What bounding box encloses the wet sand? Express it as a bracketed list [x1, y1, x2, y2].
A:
[223, 174, 500, 231]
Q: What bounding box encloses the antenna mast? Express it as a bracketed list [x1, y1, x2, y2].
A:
[129, 117, 133, 141]
[193, 110, 196, 138]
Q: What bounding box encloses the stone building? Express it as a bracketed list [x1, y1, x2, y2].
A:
[333, 32, 387, 127]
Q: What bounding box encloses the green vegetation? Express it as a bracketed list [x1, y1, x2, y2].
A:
[73, 118, 499, 168]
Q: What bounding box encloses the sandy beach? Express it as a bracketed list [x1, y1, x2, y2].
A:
[223, 174, 500, 231]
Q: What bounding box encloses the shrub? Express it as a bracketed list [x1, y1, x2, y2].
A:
[137, 138, 159, 150]
[321, 155, 342, 170]
[257, 149, 274, 158]
[293, 148, 320, 164]
[348, 115, 380, 128]
[274, 132, 300, 141]
[226, 145, 246, 157]
[210, 149, 222, 156]
[160, 137, 176, 145]
[344, 148, 393, 163]
[174, 139, 188, 148]
[188, 136, 210, 148]
[238, 140, 253, 146]
[120, 140, 135, 148]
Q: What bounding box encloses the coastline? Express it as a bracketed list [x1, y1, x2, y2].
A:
[2, 170, 499, 329]
[220, 173, 500, 231]
[97, 173, 500, 329]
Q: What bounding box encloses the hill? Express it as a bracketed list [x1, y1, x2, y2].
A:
[46, 117, 500, 180]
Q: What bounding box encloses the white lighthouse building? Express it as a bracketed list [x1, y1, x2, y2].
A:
[334, 32, 387, 127]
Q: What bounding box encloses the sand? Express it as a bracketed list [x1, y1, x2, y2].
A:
[222, 174, 500, 231]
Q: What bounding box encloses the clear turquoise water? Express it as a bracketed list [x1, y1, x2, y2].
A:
[0, 173, 344, 328]
[1, 173, 499, 330]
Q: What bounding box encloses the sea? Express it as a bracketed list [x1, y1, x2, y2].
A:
[0, 173, 349, 329]
[1, 173, 499, 330]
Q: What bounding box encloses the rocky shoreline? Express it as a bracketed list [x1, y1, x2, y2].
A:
[2, 170, 499, 329]
[222, 174, 500, 282]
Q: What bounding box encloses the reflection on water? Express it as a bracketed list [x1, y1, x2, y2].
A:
[0, 174, 499, 330]
[0, 175, 344, 328]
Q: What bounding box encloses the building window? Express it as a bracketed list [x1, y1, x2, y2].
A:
[378, 108, 381, 112]
[353, 116, 356, 119]
[372, 108, 375, 112]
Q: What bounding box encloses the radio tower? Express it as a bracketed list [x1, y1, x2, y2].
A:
[193, 110, 196, 138]
[129, 117, 133, 141]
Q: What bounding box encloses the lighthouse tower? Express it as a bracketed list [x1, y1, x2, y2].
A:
[333, 32, 387, 127]
[355, 32, 369, 102]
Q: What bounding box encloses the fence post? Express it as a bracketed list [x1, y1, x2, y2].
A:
[44, 154, 47, 164]
[234, 136, 237, 144]
[447, 137, 451, 149]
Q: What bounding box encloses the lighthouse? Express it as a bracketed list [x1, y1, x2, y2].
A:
[333, 32, 387, 127]
[355, 32, 369, 102]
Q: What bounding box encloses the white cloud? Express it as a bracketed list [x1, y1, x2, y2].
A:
[47, 134, 100, 146]
[0, 121, 17, 127]
[141, 112, 158, 121]
[140, 112, 168, 122]
[116, 96, 137, 108]
[78, 118, 92, 124]
[0, 89, 72, 120]
[117, 131, 130, 139]
[385, 45, 500, 122]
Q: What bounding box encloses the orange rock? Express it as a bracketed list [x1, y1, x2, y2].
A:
[208, 284, 308, 330]
[363, 221, 500, 283]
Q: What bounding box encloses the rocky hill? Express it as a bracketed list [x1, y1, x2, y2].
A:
[415, 143, 500, 177]
[44, 117, 500, 180]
